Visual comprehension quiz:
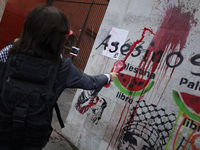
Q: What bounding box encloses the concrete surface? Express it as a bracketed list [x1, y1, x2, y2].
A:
[43, 89, 79, 150]
[62, 0, 200, 149]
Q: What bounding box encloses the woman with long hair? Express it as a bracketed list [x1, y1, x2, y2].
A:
[0, 5, 117, 150]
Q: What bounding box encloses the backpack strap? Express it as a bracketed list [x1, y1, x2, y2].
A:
[54, 102, 65, 128]
[0, 62, 6, 92]
[51, 63, 65, 129]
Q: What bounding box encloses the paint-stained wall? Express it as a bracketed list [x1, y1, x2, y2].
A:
[62, 0, 200, 149]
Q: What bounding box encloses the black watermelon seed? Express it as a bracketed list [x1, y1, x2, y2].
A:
[120, 74, 124, 77]
[123, 78, 126, 82]
[138, 81, 144, 85]
[150, 42, 155, 47]
[133, 79, 137, 84]
[129, 84, 133, 88]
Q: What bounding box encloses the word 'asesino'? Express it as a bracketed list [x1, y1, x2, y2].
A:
[96, 36, 200, 76]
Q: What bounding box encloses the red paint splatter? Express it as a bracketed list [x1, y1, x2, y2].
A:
[124, 28, 155, 61]
[75, 96, 99, 114]
[126, 2, 197, 148]
[107, 1, 198, 149]
[128, 0, 197, 123]
[118, 73, 149, 91]
[106, 28, 154, 150]
[104, 28, 154, 88]
[146, 1, 196, 104]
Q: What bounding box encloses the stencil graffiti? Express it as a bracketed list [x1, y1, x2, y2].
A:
[166, 90, 200, 150]
[118, 100, 176, 150]
[75, 90, 107, 125]
[90, 97, 107, 125]
[115, 75, 154, 98]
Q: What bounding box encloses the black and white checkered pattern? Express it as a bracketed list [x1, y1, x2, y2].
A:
[0, 45, 12, 62]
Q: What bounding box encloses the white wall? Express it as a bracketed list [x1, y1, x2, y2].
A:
[63, 0, 200, 149]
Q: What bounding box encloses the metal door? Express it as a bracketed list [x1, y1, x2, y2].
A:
[48, 0, 108, 71]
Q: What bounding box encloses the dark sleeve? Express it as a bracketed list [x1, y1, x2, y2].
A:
[59, 58, 108, 90]
[66, 60, 108, 89]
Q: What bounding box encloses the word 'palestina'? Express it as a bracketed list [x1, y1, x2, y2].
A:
[180, 78, 200, 91]
[124, 63, 155, 79]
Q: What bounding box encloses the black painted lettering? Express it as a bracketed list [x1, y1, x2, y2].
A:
[144, 71, 150, 77]
[150, 73, 155, 79]
[190, 54, 200, 76]
[121, 93, 125, 100]
[129, 66, 133, 71]
[116, 92, 120, 98]
[166, 52, 183, 68]
[133, 68, 138, 73]
[143, 50, 150, 62]
[180, 78, 188, 85]
[109, 42, 119, 53]
[129, 99, 133, 104]
[195, 81, 200, 90]
[120, 43, 130, 56]
[152, 50, 163, 63]
[95, 34, 111, 50]
[198, 125, 200, 132]
[188, 82, 195, 89]
[186, 119, 190, 127]
[131, 45, 142, 57]
[190, 120, 197, 130]
[124, 63, 129, 70]
[183, 118, 187, 126]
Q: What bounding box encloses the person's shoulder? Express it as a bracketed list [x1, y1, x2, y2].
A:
[60, 57, 73, 72]
[62, 57, 72, 65]
[0, 45, 12, 62]
[1, 44, 12, 51]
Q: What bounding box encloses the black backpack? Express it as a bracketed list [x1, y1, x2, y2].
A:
[0, 54, 64, 148]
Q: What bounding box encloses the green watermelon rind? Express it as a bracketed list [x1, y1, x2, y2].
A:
[114, 76, 155, 97]
[173, 90, 200, 123]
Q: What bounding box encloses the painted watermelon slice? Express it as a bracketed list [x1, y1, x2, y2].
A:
[181, 92, 200, 114]
[114, 73, 154, 97]
[173, 90, 200, 122]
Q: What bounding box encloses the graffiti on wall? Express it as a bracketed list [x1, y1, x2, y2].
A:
[95, 1, 200, 150]
[75, 89, 107, 125]
[72, 0, 200, 149]
[165, 91, 200, 150]
[118, 100, 176, 150]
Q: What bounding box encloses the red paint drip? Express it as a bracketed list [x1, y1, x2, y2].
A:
[104, 28, 155, 88]
[129, 1, 197, 119]
[108, 2, 197, 150]
[106, 98, 130, 150]
[75, 96, 99, 114]
[124, 28, 155, 61]
[106, 28, 154, 150]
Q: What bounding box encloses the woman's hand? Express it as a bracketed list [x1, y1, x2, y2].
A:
[109, 72, 118, 82]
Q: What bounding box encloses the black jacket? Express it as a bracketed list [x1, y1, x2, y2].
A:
[55, 57, 108, 99]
